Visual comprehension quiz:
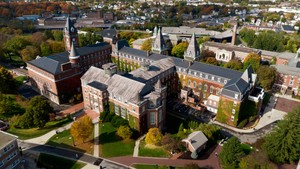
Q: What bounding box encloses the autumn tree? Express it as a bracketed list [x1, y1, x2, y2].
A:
[20, 45, 40, 62]
[0, 66, 16, 93]
[161, 133, 179, 152]
[141, 39, 152, 51]
[263, 106, 300, 164]
[171, 41, 189, 58]
[30, 32, 45, 46]
[145, 128, 163, 146]
[71, 115, 93, 144]
[40, 42, 52, 56]
[116, 125, 132, 140]
[219, 137, 245, 169]
[52, 30, 63, 41]
[224, 59, 243, 71]
[257, 66, 277, 90]
[205, 57, 218, 65]
[200, 49, 215, 60]
[243, 52, 261, 72]
[2, 36, 31, 59]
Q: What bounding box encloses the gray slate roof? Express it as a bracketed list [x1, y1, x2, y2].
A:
[0, 131, 17, 149]
[99, 29, 117, 39]
[182, 131, 208, 152]
[87, 81, 108, 91]
[27, 42, 109, 75]
[272, 64, 300, 77]
[184, 33, 200, 60]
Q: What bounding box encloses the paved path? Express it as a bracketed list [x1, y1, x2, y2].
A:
[275, 93, 300, 103]
[110, 145, 222, 169]
[25, 123, 73, 144]
[94, 123, 99, 157]
[133, 135, 145, 157]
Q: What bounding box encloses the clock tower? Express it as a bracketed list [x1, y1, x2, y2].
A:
[64, 17, 79, 51]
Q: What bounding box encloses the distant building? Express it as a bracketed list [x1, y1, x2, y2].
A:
[27, 18, 112, 104]
[182, 131, 208, 159]
[0, 131, 22, 169]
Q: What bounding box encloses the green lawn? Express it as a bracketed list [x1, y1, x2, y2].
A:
[14, 75, 27, 87]
[7, 118, 72, 140]
[47, 129, 94, 154]
[99, 122, 135, 158]
[139, 140, 169, 158]
[37, 153, 86, 169]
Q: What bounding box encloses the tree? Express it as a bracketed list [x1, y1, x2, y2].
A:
[257, 66, 277, 90]
[30, 32, 45, 46]
[171, 41, 189, 58]
[224, 59, 243, 71]
[116, 125, 132, 140]
[197, 36, 210, 45]
[200, 49, 215, 60]
[239, 28, 256, 47]
[2, 36, 31, 58]
[24, 96, 53, 128]
[20, 45, 40, 62]
[40, 42, 52, 56]
[253, 31, 284, 52]
[52, 30, 63, 41]
[197, 123, 221, 142]
[243, 53, 261, 72]
[239, 150, 277, 169]
[205, 57, 218, 65]
[70, 115, 93, 144]
[262, 106, 300, 164]
[161, 133, 179, 152]
[0, 95, 24, 120]
[43, 30, 53, 40]
[219, 137, 245, 168]
[141, 39, 152, 51]
[0, 66, 16, 93]
[145, 128, 163, 146]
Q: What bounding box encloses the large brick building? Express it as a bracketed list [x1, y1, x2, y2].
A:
[82, 29, 262, 131]
[27, 18, 112, 104]
[0, 131, 22, 169]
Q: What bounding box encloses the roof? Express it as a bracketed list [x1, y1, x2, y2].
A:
[282, 25, 295, 31]
[213, 29, 234, 39]
[69, 43, 79, 59]
[162, 26, 220, 36]
[184, 33, 200, 60]
[152, 28, 166, 51]
[272, 64, 300, 77]
[99, 29, 117, 39]
[87, 81, 107, 91]
[0, 131, 17, 149]
[204, 41, 256, 54]
[81, 66, 111, 85]
[188, 61, 243, 80]
[28, 42, 110, 75]
[128, 58, 175, 82]
[182, 131, 208, 152]
[223, 78, 249, 93]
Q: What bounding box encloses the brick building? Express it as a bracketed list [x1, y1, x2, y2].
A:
[0, 131, 22, 169]
[27, 18, 112, 104]
[82, 28, 262, 130]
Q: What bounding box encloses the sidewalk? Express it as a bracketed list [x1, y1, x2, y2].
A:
[275, 93, 300, 103]
[93, 123, 99, 157]
[133, 135, 145, 157]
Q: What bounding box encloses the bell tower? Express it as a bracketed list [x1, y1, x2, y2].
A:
[64, 17, 79, 51]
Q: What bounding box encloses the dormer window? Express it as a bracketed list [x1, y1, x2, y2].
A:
[234, 94, 238, 99]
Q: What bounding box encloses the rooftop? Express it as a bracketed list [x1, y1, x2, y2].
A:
[182, 131, 208, 152]
[0, 131, 17, 149]
[272, 64, 300, 77]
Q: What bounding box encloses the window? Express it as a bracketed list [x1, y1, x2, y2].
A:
[193, 81, 196, 88]
[233, 101, 237, 107]
[188, 80, 191, 86]
[121, 107, 126, 118]
[216, 88, 220, 95]
[231, 115, 234, 121]
[198, 83, 202, 90]
[205, 74, 208, 79]
[210, 86, 214, 93]
[232, 109, 236, 114]
[159, 110, 163, 123]
[114, 104, 119, 115]
[200, 73, 202, 78]
[224, 80, 227, 84]
[150, 112, 155, 125]
[204, 84, 207, 91]
[234, 94, 239, 99]
[217, 78, 220, 82]
[142, 106, 145, 112]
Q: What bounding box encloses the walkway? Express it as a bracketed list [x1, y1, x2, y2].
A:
[110, 145, 222, 169]
[93, 123, 99, 157]
[133, 135, 145, 157]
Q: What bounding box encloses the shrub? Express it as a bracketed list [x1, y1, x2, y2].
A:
[145, 128, 163, 146]
[116, 125, 132, 140]
[249, 116, 257, 122]
[238, 119, 248, 128]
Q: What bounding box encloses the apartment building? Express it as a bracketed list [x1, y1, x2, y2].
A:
[0, 131, 21, 169]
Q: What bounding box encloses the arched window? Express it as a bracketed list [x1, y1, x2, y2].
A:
[188, 80, 191, 86]
[198, 83, 202, 90]
[210, 86, 214, 93]
[193, 81, 196, 88]
[204, 84, 207, 91]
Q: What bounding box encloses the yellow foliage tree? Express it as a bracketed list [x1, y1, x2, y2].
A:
[70, 115, 93, 144]
[145, 128, 163, 146]
[141, 39, 152, 51]
[116, 125, 132, 140]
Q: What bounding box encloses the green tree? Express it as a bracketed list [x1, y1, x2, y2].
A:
[0, 95, 24, 120]
[2, 36, 31, 59]
[24, 96, 53, 128]
[224, 59, 243, 70]
[20, 45, 40, 62]
[40, 42, 52, 56]
[70, 115, 93, 144]
[141, 39, 152, 51]
[197, 123, 221, 142]
[219, 137, 245, 169]
[243, 53, 261, 72]
[0, 66, 16, 93]
[239, 150, 277, 169]
[43, 30, 53, 40]
[145, 128, 163, 146]
[197, 36, 210, 45]
[262, 106, 300, 164]
[257, 66, 277, 90]
[239, 27, 256, 47]
[116, 125, 132, 140]
[171, 41, 189, 58]
[253, 31, 284, 52]
[52, 30, 63, 41]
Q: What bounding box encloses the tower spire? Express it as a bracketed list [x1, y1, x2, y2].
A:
[152, 27, 167, 55]
[184, 33, 200, 61]
[69, 42, 79, 60]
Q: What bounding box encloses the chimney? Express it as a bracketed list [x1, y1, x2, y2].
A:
[231, 24, 238, 46]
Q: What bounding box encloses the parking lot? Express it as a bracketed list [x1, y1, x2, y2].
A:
[166, 99, 214, 123]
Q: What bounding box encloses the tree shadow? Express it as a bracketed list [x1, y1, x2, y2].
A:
[98, 131, 119, 144]
[46, 141, 87, 153]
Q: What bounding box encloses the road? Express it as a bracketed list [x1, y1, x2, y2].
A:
[18, 141, 129, 169]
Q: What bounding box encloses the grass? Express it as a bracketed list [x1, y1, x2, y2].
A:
[241, 143, 253, 155]
[7, 118, 72, 140]
[99, 122, 135, 158]
[14, 75, 27, 87]
[37, 153, 86, 169]
[47, 129, 94, 155]
[139, 140, 169, 158]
